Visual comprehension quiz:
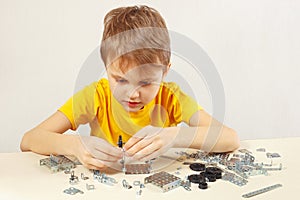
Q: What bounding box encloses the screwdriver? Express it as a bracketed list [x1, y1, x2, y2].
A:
[118, 135, 126, 172]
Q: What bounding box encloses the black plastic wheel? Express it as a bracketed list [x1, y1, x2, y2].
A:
[205, 167, 222, 179]
[198, 182, 208, 189]
[188, 174, 206, 184]
[189, 163, 206, 171]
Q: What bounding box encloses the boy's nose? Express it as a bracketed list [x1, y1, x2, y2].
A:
[127, 86, 140, 99]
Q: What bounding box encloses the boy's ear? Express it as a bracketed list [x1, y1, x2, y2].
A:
[162, 63, 171, 78]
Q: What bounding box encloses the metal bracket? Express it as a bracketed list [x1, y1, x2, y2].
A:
[93, 170, 117, 186]
[63, 187, 83, 195]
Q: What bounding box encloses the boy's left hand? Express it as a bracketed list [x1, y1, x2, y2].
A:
[123, 125, 177, 161]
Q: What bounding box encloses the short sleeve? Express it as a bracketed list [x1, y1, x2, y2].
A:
[165, 83, 203, 124]
[58, 82, 100, 130]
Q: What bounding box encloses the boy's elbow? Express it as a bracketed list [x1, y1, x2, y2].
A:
[208, 127, 240, 153]
[20, 132, 31, 152]
[224, 128, 240, 152]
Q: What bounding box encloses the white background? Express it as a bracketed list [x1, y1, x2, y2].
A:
[1, 0, 299, 152]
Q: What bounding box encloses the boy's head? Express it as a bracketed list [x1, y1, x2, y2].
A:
[100, 5, 171, 112]
[100, 5, 170, 69]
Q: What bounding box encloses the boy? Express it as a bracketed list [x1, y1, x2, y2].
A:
[20, 5, 239, 170]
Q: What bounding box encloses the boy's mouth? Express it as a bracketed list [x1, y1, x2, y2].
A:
[126, 101, 141, 108]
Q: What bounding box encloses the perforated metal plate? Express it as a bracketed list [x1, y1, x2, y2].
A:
[40, 155, 75, 173]
[125, 163, 151, 174]
[144, 171, 181, 192]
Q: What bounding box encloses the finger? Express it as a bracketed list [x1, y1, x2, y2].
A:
[124, 125, 164, 152]
[123, 125, 156, 150]
[139, 149, 162, 162]
[81, 156, 106, 169]
[79, 136, 122, 158]
[80, 142, 122, 161]
[84, 156, 121, 171]
[105, 160, 123, 171]
[89, 149, 122, 162]
[123, 136, 143, 151]
[94, 143, 123, 158]
[132, 142, 161, 160]
[93, 146, 123, 159]
[125, 138, 154, 156]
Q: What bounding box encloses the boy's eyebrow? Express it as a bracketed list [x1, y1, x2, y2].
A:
[139, 78, 155, 82]
[110, 73, 125, 79]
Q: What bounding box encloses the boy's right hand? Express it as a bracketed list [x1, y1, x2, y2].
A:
[73, 136, 123, 170]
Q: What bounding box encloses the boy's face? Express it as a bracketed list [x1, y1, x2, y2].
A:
[107, 61, 167, 112]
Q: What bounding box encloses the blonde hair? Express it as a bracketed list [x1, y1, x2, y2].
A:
[100, 5, 171, 71]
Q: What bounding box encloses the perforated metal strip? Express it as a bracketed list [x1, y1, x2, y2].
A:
[242, 183, 282, 198]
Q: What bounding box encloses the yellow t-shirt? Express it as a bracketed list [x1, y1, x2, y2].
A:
[59, 78, 202, 146]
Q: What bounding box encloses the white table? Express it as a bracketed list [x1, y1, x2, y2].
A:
[0, 137, 299, 200]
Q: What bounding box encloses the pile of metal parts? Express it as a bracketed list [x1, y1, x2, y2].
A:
[93, 170, 117, 186]
[121, 179, 146, 196]
[40, 154, 76, 173]
[40, 146, 283, 196]
[176, 148, 282, 187]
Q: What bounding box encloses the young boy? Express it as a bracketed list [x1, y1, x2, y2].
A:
[20, 5, 239, 170]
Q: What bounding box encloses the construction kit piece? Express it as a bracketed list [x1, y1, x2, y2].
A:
[93, 170, 117, 186]
[63, 187, 84, 195]
[40, 155, 76, 173]
[125, 163, 151, 174]
[176, 148, 283, 187]
[144, 171, 181, 192]
[122, 179, 133, 189]
[256, 148, 266, 152]
[69, 171, 79, 185]
[181, 180, 192, 191]
[222, 171, 248, 186]
[266, 152, 281, 158]
[86, 183, 95, 190]
[81, 173, 89, 180]
[242, 183, 282, 198]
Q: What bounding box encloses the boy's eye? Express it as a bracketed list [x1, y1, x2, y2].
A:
[116, 79, 127, 83]
[140, 81, 151, 86]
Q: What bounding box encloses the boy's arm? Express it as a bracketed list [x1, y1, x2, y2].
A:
[20, 111, 122, 170]
[124, 110, 240, 161]
[173, 110, 240, 152]
[20, 111, 76, 155]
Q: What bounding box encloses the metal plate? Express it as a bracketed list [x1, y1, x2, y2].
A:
[40, 155, 76, 173]
[144, 171, 181, 192]
[125, 163, 151, 174]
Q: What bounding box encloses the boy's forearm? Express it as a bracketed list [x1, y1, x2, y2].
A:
[20, 128, 79, 156]
[171, 126, 240, 152]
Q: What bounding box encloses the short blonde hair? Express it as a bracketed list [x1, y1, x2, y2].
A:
[100, 5, 171, 71]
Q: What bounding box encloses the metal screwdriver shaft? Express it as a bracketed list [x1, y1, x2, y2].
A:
[118, 135, 126, 172]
